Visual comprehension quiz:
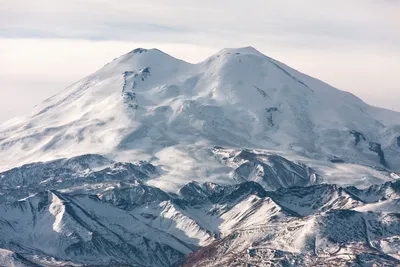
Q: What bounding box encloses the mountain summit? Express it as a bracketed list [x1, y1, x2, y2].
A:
[0, 47, 399, 266]
[0, 47, 399, 180]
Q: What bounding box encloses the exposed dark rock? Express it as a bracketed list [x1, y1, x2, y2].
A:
[124, 91, 136, 100]
[348, 131, 389, 167]
[265, 107, 278, 126]
[269, 184, 362, 216]
[1, 161, 400, 267]
[122, 68, 150, 107]
[130, 48, 147, 54]
[233, 152, 318, 190]
[330, 156, 345, 163]
[368, 142, 387, 167]
[141, 67, 151, 74]
[397, 136, 400, 147]
[213, 148, 318, 191]
[99, 184, 171, 210]
[253, 85, 270, 99]
[209, 182, 268, 204]
[265, 107, 278, 113]
[0, 190, 187, 267]
[349, 130, 366, 145]
[177, 201, 400, 266]
[179, 182, 223, 206]
[178, 181, 268, 208]
[0, 155, 158, 203]
[345, 179, 400, 202]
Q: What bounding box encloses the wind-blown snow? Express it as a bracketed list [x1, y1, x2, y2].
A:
[0, 47, 399, 179]
[0, 46, 400, 266]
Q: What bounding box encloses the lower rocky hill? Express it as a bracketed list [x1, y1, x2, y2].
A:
[0, 154, 399, 266]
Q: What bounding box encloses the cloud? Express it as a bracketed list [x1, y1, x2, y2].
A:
[1, 1, 399, 48]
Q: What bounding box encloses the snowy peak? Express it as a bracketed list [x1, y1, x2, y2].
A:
[0, 45, 399, 267]
[101, 47, 190, 74]
[0, 46, 400, 172]
[210, 46, 265, 59]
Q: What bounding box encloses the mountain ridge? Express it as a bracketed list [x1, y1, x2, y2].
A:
[0, 47, 399, 193]
[0, 46, 399, 266]
[0, 162, 399, 266]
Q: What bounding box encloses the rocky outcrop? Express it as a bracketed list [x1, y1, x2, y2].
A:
[345, 179, 400, 202]
[0, 191, 189, 267]
[0, 155, 399, 267]
[178, 208, 400, 267]
[349, 130, 366, 145]
[265, 107, 279, 126]
[122, 67, 151, 109]
[330, 156, 345, 163]
[129, 48, 148, 54]
[213, 148, 319, 191]
[0, 154, 158, 203]
[349, 130, 389, 167]
[98, 183, 171, 210]
[179, 182, 223, 206]
[368, 142, 387, 167]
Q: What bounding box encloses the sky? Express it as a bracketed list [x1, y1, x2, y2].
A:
[1, 0, 400, 122]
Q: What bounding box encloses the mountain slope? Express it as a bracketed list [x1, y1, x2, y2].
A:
[179, 210, 400, 267]
[0, 47, 399, 176]
[0, 190, 194, 266]
[0, 172, 399, 266]
[0, 46, 399, 266]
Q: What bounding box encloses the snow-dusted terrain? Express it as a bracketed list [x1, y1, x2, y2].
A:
[0, 47, 399, 266]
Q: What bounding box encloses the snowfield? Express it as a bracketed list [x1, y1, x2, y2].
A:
[1, 47, 399, 173]
[0, 47, 399, 266]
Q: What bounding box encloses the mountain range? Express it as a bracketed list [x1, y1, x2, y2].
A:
[0, 47, 399, 266]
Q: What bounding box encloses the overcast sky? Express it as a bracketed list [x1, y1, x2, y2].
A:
[1, 0, 399, 122]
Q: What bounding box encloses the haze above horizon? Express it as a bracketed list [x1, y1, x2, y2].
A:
[1, 0, 399, 122]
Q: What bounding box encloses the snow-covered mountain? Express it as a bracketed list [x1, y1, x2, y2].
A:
[0, 171, 399, 266]
[1, 47, 400, 174]
[0, 47, 399, 266]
